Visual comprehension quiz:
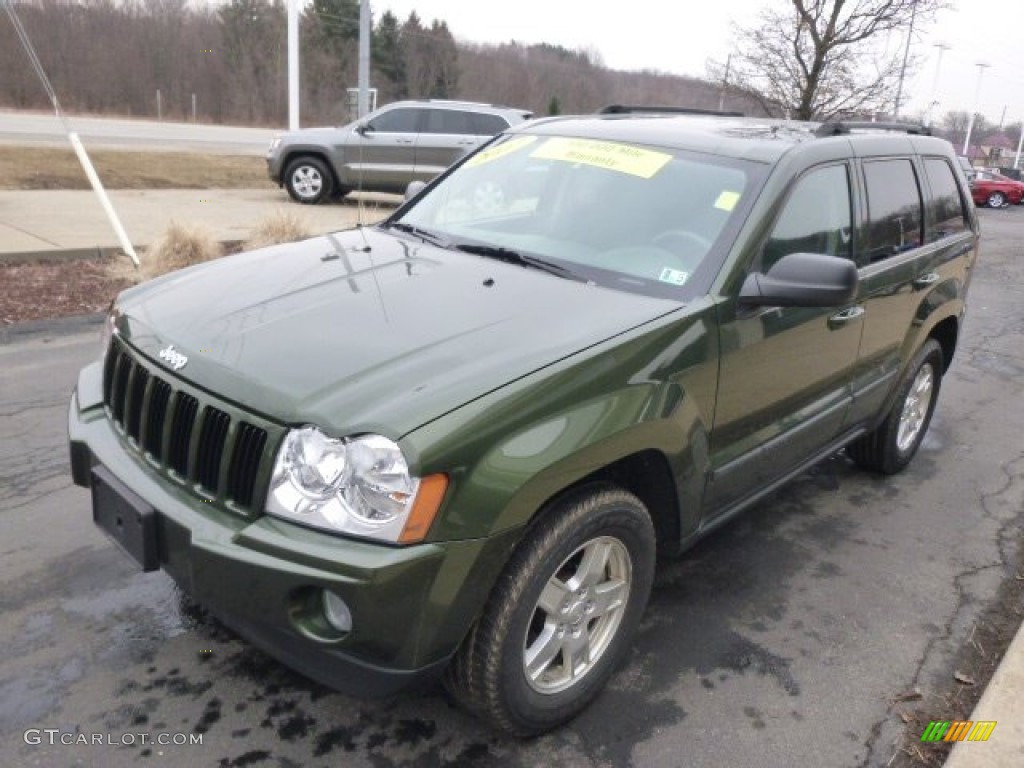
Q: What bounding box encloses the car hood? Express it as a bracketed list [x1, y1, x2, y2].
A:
[115, 228, 680, 437]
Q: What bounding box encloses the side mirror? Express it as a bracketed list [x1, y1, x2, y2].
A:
[355, 121, 371, 136]
[404, 180, 427, 202]
[739, 252, 858, 307]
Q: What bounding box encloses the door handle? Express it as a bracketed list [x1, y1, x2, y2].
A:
[828, 306, 865, 330]
[913, 272, 940, 289]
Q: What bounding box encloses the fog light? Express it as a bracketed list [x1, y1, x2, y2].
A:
[322, 590, 352, 633]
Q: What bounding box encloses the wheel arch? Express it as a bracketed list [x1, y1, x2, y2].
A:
[928, 315, 959, 374]
[281, 148, 341, 189]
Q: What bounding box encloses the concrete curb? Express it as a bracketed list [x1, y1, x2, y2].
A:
[0, 312, 104, 345]
[943, 618, 1024, 767]
[0, 246, 123, 265]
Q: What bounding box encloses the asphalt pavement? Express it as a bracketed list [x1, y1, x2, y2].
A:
[0, 188, 1021, 767]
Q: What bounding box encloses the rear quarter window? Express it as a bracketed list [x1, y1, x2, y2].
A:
[922, 157, 968, 241]
[472, 113, 511, 135]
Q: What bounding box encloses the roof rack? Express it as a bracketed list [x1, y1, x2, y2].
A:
[815, 121, 931, 137]
[597, 104, 745, 118]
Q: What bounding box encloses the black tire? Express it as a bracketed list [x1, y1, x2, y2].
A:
[847, 339, 944, 474]
[284, 156, 334, 204]
[986, 191, 1006, 208]
[444, 486, 656, 737]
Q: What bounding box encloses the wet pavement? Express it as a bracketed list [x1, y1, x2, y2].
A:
[1, 209, 1022, 767]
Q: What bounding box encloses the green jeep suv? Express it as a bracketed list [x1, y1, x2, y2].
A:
[69, 111, 979, 736]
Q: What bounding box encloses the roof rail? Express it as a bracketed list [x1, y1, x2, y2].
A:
[598, 104, 745, 117]
[815, 121, 931, 137]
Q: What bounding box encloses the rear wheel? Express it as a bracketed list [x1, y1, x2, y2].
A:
[986, 191, 1007, 208]
[284, 156, 334, 204]
[847, 339, 944, 474]
[444, 486, 656, 737]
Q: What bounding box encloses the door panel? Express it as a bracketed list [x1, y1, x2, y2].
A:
[342, 107, 420, 192]
[847, 158, 928, 424]
[414, 109, 485, 180]
[707, 163, 861, 512]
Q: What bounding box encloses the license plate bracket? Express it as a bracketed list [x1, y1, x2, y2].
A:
[91, 465, 159, 572]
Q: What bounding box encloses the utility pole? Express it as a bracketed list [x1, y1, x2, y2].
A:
[288, 0, 299, 130]
[717, 54, 732, 113]
[893, 0, 918, 118]
[962, 62, 990, 157]
[357, 0, 370, 118]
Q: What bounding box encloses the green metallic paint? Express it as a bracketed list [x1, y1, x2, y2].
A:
[406, 300, 720, 544]
[114, 229, 680, 441]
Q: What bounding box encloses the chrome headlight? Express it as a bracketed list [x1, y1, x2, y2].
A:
[266, 426, 447, 544]
[100, 304, 120, 359]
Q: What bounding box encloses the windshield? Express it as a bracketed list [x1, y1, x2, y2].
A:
[392, 132, 761, 298]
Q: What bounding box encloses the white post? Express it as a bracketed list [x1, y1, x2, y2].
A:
[68, 133, 139, 267]
[156, 89, 162, 121]
[962, 62, 990, 157]
[1014, 130, 1023, 170]
[288, 0, 300, 130]
[191, 93, 196, 122]
[357, 0, 370, 118]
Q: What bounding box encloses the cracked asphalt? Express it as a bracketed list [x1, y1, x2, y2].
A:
[1, 209, 1022, 768]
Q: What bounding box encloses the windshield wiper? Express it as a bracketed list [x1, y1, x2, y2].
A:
[384, 221, 451, 248]
[454, 244, 579, 281]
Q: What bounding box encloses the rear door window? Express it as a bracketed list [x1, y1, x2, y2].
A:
[862, 159, 923, 264]
[423, 109, 475, 135]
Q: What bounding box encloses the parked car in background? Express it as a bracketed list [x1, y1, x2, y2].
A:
[968, 170, 1024, 208]
[266, 99, 532, 204]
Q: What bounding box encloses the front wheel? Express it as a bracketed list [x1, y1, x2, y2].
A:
[284, 156, 334, 204]
[847, 339, 944, 474]
[444, 486, 656, 737]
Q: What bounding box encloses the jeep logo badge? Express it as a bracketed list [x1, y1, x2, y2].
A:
[158, 344, 188, 371]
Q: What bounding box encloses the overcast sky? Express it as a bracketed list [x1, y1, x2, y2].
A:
[376, 0, 1024, 127]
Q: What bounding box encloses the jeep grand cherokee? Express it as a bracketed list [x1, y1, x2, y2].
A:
[69, 111, 979, 736]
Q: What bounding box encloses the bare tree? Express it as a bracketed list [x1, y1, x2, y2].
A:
[729, 0, 943, 121]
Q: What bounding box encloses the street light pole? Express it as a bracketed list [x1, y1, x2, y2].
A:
[923, 42, 950, 127]
[962, 62, 990, 158]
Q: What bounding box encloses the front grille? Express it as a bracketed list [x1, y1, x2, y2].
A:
[102, 337, 272, 512]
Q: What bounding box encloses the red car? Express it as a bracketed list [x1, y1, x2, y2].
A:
[968, 170, 1024, 208]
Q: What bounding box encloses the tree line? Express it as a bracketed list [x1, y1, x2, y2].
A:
[3, 0, 1018, 158]
[0, 0, 764, 126]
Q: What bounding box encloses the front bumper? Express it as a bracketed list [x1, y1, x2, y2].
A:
[68, 363, 518, 697]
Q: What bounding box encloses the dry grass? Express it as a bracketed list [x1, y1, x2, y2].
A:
[0, 145, 265, 190]
[108, 220, 223, 283]
[241, 209, 311, 251]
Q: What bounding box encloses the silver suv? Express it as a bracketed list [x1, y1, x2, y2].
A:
[267, 99, 532, 204]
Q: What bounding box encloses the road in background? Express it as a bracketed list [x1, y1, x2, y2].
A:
[0, 209, 1022, 768]
[0, 110, 279, 155]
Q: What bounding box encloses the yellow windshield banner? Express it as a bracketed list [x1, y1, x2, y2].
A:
[531, 137, 672, 178]
[464, 135, 538, 167]
[714, 190, 742, 211]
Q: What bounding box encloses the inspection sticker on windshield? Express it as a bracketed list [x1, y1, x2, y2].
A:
[465, 136, 537, 167]
[714, 190, 742, 211]
[531, 137, 672, 178]
[658, 267, 690, 286]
